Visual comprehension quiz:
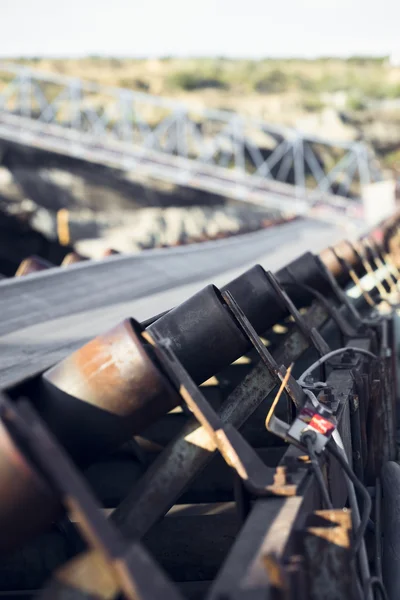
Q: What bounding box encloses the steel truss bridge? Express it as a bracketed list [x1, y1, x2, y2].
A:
[0, 63, 381, 215]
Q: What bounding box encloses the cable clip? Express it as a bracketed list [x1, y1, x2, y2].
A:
[266, 366, 337, 454]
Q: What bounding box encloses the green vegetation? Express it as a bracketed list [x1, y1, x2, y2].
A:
[167, 70, 228, 91]
[9, 55, 400, 103]
[381, 149, 400, 170]
[253, 69, 290, 93]
[301, 96, 325, 113]
[118, 78, 149, 91]
[346, 94, 368, 111]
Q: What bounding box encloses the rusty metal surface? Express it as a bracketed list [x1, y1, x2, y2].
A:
[0, 418, 60, 555]
[208, 340, 363, 600]
[301, 510, 356, 600]
[15, 256, 54, 277]
[39, 318, 179, 462]
[61, 252, 87, 266]
[111, 302, 328, 540]
[0, 210, 398, 599]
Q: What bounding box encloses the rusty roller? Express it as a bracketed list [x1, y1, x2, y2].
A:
[0, 416, 60, 554]
[15, 256, 54, 277]
[39, 318, 179, 464]
[103, 248, 120, 257]
[319, 239, 366, 281]
[318, 211, 400, 280]
[0, 284, 250, 554]
[61, 252, 87, 266]
[0, 318, 181, 554]
[37, 286, 250, 461]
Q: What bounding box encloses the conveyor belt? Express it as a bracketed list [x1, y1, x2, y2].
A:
[0, 218, 343, 389]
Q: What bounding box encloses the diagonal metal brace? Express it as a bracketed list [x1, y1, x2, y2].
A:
[265, 270, 331, 357]
[315, 254, 367, 330]
[344, 240, 388, 300]
[144, 329, 297, 497]
[222, 289, 304, 408]
[329, 246, 376, 309]
[283, 266, 358, 339]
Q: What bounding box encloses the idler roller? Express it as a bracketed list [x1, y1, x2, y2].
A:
[221, 253, 333, 336]
[61, 252, 87, 266]
[0, 318, 180, 554]
[148, 284, 249, 384]
[0, 415, 60, 554]
[319, 240, 365, 283]
[103, 248, 120, 256]
[39, 319, 178, 464]
[15, 256, 54, 277]
[276, 251, 334, 304]
[222, 265, 284, 335]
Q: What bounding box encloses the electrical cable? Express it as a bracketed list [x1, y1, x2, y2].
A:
[300, 372, 373, 598]
[298, 347, 377, 384]
[369, 577, 389, 600]
[375, 477, 383, 581]
[299, 381, 327, 390]
[327, 428, 372, 599]
[327, 440, 372, 555]
[302, 388, 319, 405]
[303, 433, 333, 510]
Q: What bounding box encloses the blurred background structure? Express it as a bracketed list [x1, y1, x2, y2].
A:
[1, 0, 400, 266]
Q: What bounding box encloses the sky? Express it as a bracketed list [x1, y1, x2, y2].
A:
[1, 0, 400, 59]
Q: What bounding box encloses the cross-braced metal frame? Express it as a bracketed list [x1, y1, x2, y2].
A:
[0, 63, 381, 214]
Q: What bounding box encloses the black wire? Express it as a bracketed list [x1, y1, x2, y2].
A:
[327, 440, 372, 555]
[375, 477, 383, 581]
[369, 577, 389, 600]
[304, 435, 333, 510]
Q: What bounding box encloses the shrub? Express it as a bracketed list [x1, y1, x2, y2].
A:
[254, 69, 290, 93]
[346, 55, 388, 66]
[382, 148, 400, 169]
[384, 83, 400, 99]
[119, 78, 150, 92]
[302, 96, 325, 112]
[346, 94, 368, 111]
[294, 74, 320, 92]
[167, 71, 228, 91]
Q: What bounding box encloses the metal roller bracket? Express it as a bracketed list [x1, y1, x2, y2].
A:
[315, 254, 367, 331]
[222, 289, 304, 408]
[143, 329, 298, 497]
[283, 266, 358, 339]
[330, 246, 376, 309]
[344, 240, 388, 301]
[365, 237, 398, 292]
[265, 271, 331, 357]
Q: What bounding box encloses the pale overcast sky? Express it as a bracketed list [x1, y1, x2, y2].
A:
[1, 0, 399, 58]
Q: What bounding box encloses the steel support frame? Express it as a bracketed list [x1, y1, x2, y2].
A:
[0, 63, 377, 202]
[208, 343, 373, 600]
